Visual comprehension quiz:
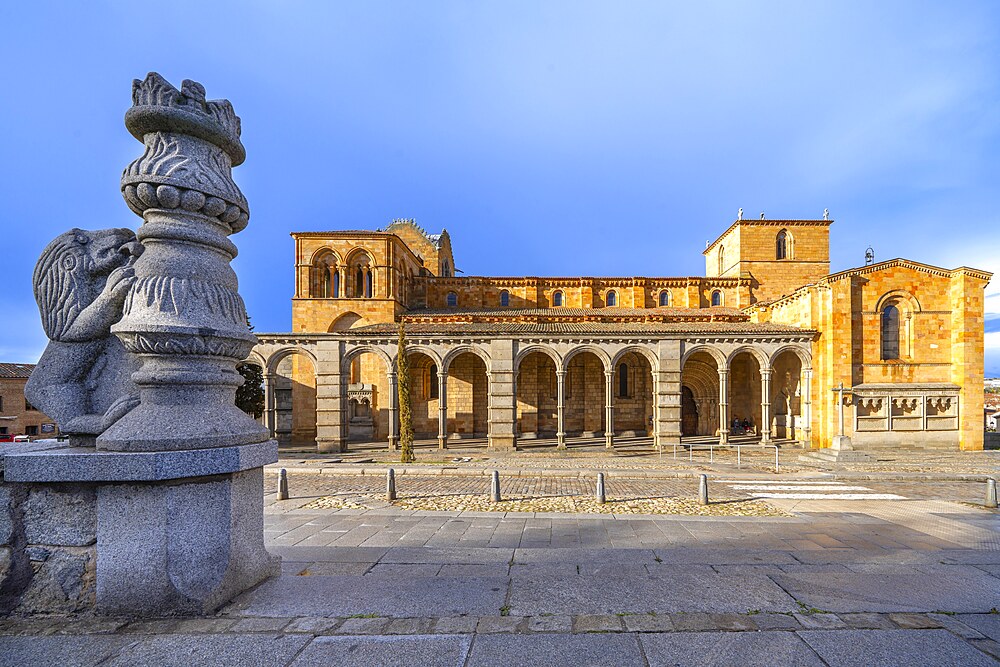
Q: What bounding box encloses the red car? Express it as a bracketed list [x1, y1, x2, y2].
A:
[0, 434, 14, 443]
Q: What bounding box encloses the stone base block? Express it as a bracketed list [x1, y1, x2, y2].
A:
[488, 435, 517, 451]
[1, 440, 279, 618]
[832, 435, 853, 450]
[97, 467, 278, 616]
[799, 449, 876, 464]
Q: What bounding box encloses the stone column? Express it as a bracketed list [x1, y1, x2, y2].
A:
[437, 369, 448, 450]
[801, 367, 812, 447]
[488, 339, 517, 450]
[387, 371, 398, 451]
[760, 368, 772, 444]
[718, 368, 729, 445]
[262, 372, 274, 438]
[604, 370, 614, 449]
[655, 340, 682, 447]
[315, 341, 344, 453]
[556, 370, 566, 449]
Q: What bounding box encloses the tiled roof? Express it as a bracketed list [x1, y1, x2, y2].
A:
[0, 363, 35, 379]
[346, 321, 812, 336]
[404, 306, 747, 321]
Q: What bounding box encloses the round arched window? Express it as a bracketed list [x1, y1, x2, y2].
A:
[711, 290, 723, 307]
[446, 292, 458, 307]
[552, 291, 563, 307]
[500, 290, 510, 307]
[658, 290, 670, 307]
[606, 290, 617, 307]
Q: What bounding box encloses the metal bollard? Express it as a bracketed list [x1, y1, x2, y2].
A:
[987, 478, 998, 509]
[698, 474, 709, 506]
[277, 468, 289, 501]
[490, 470, 501, 503]
[596, 473, 606, 504]
[386, 468, 397, 501]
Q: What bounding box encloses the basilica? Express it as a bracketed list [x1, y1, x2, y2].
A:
[250, 216, 990, 453]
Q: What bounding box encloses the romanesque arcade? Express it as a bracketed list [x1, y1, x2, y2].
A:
[248, 335, 812, 453]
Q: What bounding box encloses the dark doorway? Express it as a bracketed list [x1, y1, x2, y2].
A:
[681, 386, 699, 436]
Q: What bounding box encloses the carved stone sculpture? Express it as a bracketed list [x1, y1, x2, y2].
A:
[96, 72, 268, 452]
[25, 228, 143, 441]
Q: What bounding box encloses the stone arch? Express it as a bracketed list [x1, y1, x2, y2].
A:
[269, 348, 317, 448]
[561, 345, 611, 373]
[612, 349, 655, 437]
[768, 344, 811, 368]
[400, 345, 443, 368]
[776, 228, 793, 260]
[266, 346, 318, 376]
[514, 344, 562, 372]
[341, 344, 393, 375]
[308, 246, 344, 267]
[611, 345, 659, 373]
[875, 289, 922, 315]
[442, 345, 492, 374]
[681, 351, 721, 437]
[244, 350, 267, 369]
[344, 247, 376, 298]
[680, 344, 726, 369]
[329, 312, 365, 332]
[726, 345, 769, 370]
[770, 346, 807, 441]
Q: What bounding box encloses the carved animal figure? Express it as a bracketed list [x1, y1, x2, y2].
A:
[25, 228, 143, 437]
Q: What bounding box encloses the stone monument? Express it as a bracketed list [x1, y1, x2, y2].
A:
[0, 73, 278, 617]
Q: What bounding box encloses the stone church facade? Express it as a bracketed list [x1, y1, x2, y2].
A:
[251, 217, 991, 453]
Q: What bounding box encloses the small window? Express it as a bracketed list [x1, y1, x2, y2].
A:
[0, 427, 7, 435]
[618, 363, 628, 398]
[446, 292, 458, 307]
[332, 271, 340, 298]
[365, 270, 373, 298]
[500, 290, 510, 307]
[711, 290, 722, 307]
[606, 290, 617, 307]
[25, 399, 37, 411]
[442, 260, 451, 277]
[26, 425, 38, 436]
[658, 290, 670, 307]
[718, 245, 725, 275]
[552, 291, 563, 307]
[429, 364, 439, 399]
[881, 305, 900, 360]
[776, 230, 789, 260]
[0, 396, 3, 411]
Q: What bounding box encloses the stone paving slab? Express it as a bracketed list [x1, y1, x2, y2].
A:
[508, 573, 798, 615]
[466, 633, 643, 667]
[640, 631, 825, 667]
[0, 636, 126, 667]
[799, 629, 999, 667]
[228, 575, 508, 618]
[104, 634, 311, 667]
[960, 614, 1000, 642]
[289, 635, 470, 667]
[772, 571, 1000, 613]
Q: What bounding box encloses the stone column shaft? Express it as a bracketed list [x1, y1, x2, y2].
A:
[437, 370, 448, 450]
[801, 367, 812, 447]
[387, 371, 398, 451]
[760, 368, 772, 444]
[718, 369, 729, 445]
[604, 370, 614, 449]
[556, 370, 566, 449]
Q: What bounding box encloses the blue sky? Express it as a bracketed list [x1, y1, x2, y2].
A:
[2, 2, 999, 372]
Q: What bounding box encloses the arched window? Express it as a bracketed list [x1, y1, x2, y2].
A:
[332, 271, 340, 298]
[718, 245, 725, 275]
[618, 363, 628, 398]
[312, 253, 338, 298]
[429, 364, 439, 399]
[365, 269, 373, 298]
[606, 290, 617, 307]
[446, 291, 458, 307]
[658, 290, 670, 307]
[711, 290, 723, 307]
[355, 267, 364, 298]
[776, 230, 789, 260]
[500, 290, 510, 307]
[552, 291, 563, 307]
[881, 305, 900, 360]
[442, 260, 451, 277]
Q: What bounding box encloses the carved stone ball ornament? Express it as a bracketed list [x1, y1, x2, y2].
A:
[95, 72, 268, 452]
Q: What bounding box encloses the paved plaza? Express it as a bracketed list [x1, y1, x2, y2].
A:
[2, 450, 999, 666]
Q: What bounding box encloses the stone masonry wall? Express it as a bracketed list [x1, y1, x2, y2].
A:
[0, 481, 97, 616]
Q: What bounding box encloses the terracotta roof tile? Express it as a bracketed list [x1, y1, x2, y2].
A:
[0, 363, 35, 379]
[346, 321, 812, 336]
